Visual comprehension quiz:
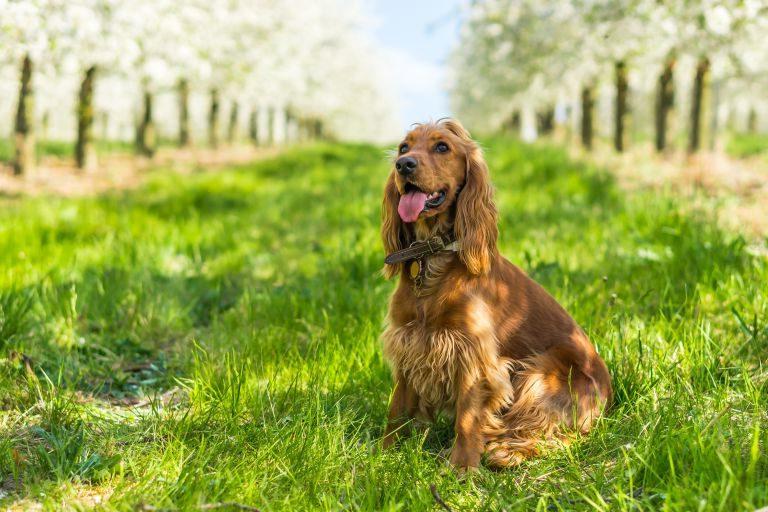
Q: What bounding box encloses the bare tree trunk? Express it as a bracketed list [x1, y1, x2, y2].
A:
[537, 107, 555, 135]
[208, 88, 220, 148]
[249, 109, 258, 144]
[285, 109, 293, 144]
[580, 85, 594, 150]
[297, 117, 308, 142]
[747, 108, 757, 133]
[13, 54, 34, 176]
[520, 106, 538, 142]
[136, 90, 155, 157]
[272, 107, 286, 145]
[227, 101, 239, 144]
[266, 107, 274, 145]
[614, 61, 628, 152]
[41, 111, 49, 141]
[502, 110, 520, 135]
[287, 116, 299, 143]
[257, 108, 270, 145]
[178, 78, 190, 147]
[99, 112, 109, 140]
[654, 57, 675, 152]
[708, 79, 720, 151]
[688, 57, 709, 154]
[76, 66, 97, 171]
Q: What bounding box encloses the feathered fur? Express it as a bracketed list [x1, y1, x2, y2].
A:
[380, 119, 612, 471]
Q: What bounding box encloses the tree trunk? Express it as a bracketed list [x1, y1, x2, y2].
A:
[297, 118, 308, 141]
[41, 111, 49, 141]
[708, 79, 720, 151]
[614, 61, 628, 152]
[502, 111, 520, 134]
[520, 106, 538, 142]
[747, 108, 757, 133]
[273, 107, 287, 145]
[178, 78, 190, 147]
[227, 101, 239, 144]
[537, 107, 555, 135]
[285, 110, 294, 143]
[249, 109, 258, 144]
[654, 57, 675, 152]
[688, 57, 709, 154]
[76, 65, 97, 170]
[99, 112, 109, 140]
[136, 90, 155, 157]
[13, 54, 34, 176]
[258, 107, 270, 145]
[287, 117, 298, 143]
[580, 85, 594, 150]
[208, 88, 220, 148]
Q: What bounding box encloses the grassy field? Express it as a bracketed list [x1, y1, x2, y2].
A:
[0, 139, 766, 511]
[726, 132, 768, 159]
[0, 139, 142, 164]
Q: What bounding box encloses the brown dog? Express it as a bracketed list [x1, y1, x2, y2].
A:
[380, 119, 612, 471]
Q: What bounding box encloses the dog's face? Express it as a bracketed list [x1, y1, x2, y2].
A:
[382, 119, 499, 277]
[391, 124, 469, 224]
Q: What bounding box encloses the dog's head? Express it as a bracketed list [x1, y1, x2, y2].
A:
[381, 119, 498, 278]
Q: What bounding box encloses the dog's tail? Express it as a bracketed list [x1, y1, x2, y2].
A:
[482, 395, 564, 468]
[481, 356, 578, 468]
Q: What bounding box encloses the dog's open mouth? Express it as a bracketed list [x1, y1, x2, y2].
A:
[398, 183, 447, 223]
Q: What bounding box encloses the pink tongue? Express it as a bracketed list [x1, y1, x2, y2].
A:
[398, 191, 428, 223]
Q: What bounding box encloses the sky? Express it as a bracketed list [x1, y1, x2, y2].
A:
[367, 0, 464, 132]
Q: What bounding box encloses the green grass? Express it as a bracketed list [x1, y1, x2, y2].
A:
[726, 132, 768, 158]
[0, 139, 766, 511]
[0, 138, 142, 163]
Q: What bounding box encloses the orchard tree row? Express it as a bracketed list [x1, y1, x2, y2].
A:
[0, 0, 398, 175]
[451, 0, 768, 153]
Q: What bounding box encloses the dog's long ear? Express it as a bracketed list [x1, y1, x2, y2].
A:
[447, 122, 498, 275]
[381, 172, 406, 278]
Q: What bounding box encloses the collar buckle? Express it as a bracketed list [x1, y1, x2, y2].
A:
[426, 236, 445, 254]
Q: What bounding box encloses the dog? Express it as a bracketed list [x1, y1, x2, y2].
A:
[380, 119, 612, 472]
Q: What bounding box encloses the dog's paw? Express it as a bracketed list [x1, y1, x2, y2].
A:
[452, 464, 479, 479]
[448, 450, 480, 479]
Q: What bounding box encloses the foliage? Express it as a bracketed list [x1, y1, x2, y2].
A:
[451, 0, 768, 137]
[0, 140, 766, 510]
[0, 0, 398, 143]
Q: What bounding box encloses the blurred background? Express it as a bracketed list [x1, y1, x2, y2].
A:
[1, 0, 767, 177]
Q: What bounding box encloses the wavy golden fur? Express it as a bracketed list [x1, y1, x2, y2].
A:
[380, 119, 612, 471]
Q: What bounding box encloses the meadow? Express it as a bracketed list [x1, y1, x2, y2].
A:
[0, 138, 766, 511]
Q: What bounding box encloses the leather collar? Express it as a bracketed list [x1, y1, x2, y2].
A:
[384, 232, 457, 265]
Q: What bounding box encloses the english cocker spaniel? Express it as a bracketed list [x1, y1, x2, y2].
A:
[380, 119, 612, 472]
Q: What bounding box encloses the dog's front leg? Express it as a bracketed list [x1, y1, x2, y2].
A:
[382, 372, 418, 448]
[449, 379, 485, 472]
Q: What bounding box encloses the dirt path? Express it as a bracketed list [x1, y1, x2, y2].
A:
[0, 145, 280, 198]
[570, 143, 768, 238]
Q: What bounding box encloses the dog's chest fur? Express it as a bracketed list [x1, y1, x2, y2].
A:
[383, 282, 512, 414]
[383, 323, 471, 411]
[383, 218, 513, 413]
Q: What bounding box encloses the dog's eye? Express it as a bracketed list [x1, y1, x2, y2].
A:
[399, 143, 409, 154]
[434, 142, 449, 153]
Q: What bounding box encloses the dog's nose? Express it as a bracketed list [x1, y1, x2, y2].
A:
[395, 156, 418, 175]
